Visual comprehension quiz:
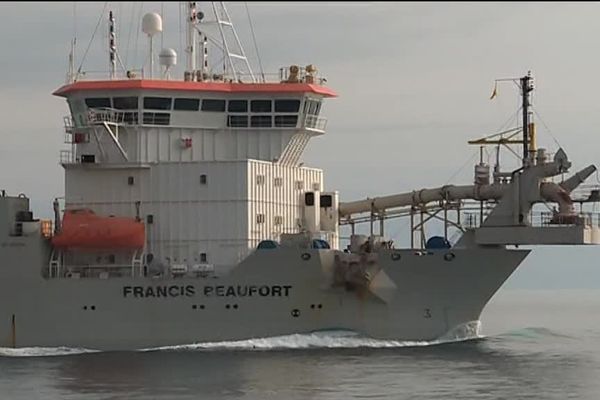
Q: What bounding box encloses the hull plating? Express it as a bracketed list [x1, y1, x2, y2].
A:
[0, 243, 528, 350]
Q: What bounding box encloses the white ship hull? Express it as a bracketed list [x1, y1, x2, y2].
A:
[0, 241, 527, 350]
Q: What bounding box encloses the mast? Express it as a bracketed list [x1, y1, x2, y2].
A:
[200, 33, 208, 81]
[521, 72, 534, 164]
[109, 10, 116, 80]
[185, 2, 198, 79]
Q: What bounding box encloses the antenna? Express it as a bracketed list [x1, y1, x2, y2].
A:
[211, 2, 255, 82]
[185, 2, 198, 80]
[183, 2, 255, 83]
[66, 38, 76, 84]
[159, 48, 177, 79]
[109, 11, 116, 80]
[199, 33, 208, 81]
[520, 71, 535, 163]
[142, 12, 163, 79]
[470, 72, 538, 176]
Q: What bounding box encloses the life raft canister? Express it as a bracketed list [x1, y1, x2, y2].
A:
[51, 209, 145, 250]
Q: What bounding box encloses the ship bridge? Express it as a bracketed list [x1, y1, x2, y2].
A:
[51, 4, 340, 276]
[54, 71, 336, 166]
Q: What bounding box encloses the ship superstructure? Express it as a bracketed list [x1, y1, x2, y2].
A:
[1, 3, 600, 350]
[52, 3, 338, 277]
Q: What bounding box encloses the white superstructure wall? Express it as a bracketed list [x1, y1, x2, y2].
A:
[64, 160, 323, 267]
[60, 87, 332, 268]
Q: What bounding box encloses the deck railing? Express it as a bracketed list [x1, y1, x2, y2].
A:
[303, 115, 327, 132]
[88, 108, 138, 125]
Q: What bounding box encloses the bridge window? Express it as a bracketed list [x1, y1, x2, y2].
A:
[215, 99, 303, 129]
[251, 100, 272, 112]
[85, 97, 111, 108]
[144, 97, 172, 110]
[142, 112, 170, 125]
[251, 115, 272, 127]
[174, 98, 200, 111]
[228, 115, 248, 128]
[275, 99, 300, 112]
[274, 115, 298, 127]
[304, 99, 322, 115]
[201, 99, 226, 112]
[228, 100, 248, 113]
[113, 96, 139, 110]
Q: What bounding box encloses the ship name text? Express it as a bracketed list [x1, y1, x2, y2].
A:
[122, 285, 292, 298]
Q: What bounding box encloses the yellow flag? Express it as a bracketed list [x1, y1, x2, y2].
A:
[490, 81, 498, 100]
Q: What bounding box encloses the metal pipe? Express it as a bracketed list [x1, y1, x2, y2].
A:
[339, 184, 506, 217]
[339, 162, 595, 218]
[540, 182, 575, 216]
[560, 165, 597, 192]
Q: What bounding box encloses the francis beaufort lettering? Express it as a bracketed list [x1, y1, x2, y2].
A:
[123, 285, 292, 298]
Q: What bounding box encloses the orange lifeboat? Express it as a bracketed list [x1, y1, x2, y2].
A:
[52, 209, 145, 250]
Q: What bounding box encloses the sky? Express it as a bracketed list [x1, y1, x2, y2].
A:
[2, 2, 600, 288]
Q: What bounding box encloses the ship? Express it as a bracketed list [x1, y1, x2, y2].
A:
[1, 3, 600, 351]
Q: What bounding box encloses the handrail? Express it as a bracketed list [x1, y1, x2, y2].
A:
[88, 108, 138, 125]
[303, 114, 327, 132]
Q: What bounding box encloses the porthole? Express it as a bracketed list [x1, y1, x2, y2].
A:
[444, 252, 456, 261]
[301, 253, 311, 261]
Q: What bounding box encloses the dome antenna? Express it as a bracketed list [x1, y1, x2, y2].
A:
[159, 48, 177, 80]
[142, 12, 163, 79]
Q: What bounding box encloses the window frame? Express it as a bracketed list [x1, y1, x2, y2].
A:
[174, 98, 200, 111]
[250, 115, 272, 128]
[85, 97, 112, 109]
[228, 100, 248, 113]
[113, 96, 139, 110]
[201, 99, 226, 112]
[275, 99, 301, 113]
[143, 96, 172, 110]
[251, 100, 272, 113]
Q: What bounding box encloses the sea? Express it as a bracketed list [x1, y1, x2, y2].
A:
[1, 289, 599, 400]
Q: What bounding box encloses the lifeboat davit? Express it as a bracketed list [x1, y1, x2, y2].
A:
[52, 209, 145, 250]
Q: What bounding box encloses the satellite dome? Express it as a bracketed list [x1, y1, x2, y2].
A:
[159, 48, 177, 67]
[142, 12, 163, 36]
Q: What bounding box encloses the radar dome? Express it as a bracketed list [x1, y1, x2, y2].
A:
[142, 12, 163, 36]
[159, 48, 177, 67]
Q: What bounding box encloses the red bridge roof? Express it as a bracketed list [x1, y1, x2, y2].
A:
[53, 79, 338, 98]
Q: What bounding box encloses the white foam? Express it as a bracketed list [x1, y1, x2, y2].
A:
[0, 346, 98, 358]
[145, 321, 483, 352]
[0, 321, 483, 356]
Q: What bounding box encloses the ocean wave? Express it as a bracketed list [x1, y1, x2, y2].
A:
[144, 321, 483, 352]
[497, 326, 574, 340]
[0, 346, 98, 358]
[0, 321, 483, 357]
